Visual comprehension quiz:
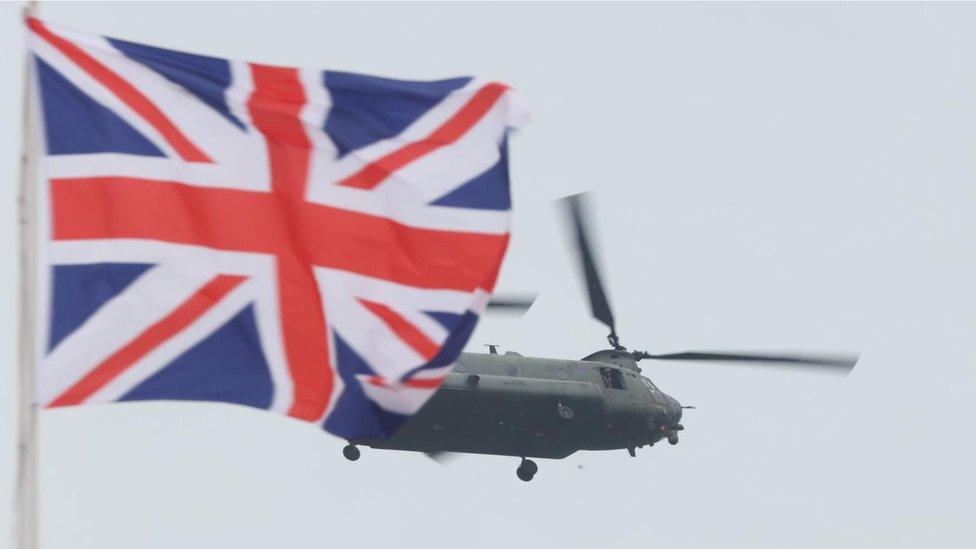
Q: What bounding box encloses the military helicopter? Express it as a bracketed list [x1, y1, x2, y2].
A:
[344, 194, 858, 481]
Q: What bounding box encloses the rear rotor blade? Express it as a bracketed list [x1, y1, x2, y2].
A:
[425, 451, 461, 465]
[636, 351, 859, 373]
[486, 296, 537, 313]
[560, 193, 617, 339]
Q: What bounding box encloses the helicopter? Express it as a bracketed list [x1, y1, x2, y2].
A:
[343, 193, 858, 481]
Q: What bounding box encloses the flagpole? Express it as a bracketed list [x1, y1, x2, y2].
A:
[16, 2, 40, 549]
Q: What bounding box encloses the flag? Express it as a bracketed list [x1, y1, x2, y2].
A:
[25, 17, 527, 439]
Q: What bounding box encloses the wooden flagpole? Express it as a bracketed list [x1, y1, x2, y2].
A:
[16, 2, 40, 549]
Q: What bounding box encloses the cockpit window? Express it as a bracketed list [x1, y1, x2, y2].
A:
[600, 367, 626, 390]
[640, 377, 658, 392]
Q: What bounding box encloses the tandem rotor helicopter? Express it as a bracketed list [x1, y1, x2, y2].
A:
[343, 194, 858, 481]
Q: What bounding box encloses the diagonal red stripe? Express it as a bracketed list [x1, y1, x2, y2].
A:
[338, 82, 509, 190]
[365, 375, 446, 389]
[401, 377, 446, 389]
[359, 299, 440, 361]
[48, 274, 245, 408]
[27, 17, 212, 163]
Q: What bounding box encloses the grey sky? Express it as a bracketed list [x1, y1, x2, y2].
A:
[2, 2, 974, 548]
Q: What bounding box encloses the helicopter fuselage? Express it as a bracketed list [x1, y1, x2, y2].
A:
[346, 192, 854, 482]
[356, 349, 684, 459]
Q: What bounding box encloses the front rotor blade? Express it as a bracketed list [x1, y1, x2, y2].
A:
[560, 193, 616, 333]
[639, 351, 859, 373]
[486, 296, 537, 313]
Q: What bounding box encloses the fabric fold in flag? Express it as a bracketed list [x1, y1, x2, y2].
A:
[27, 17, 527, 439]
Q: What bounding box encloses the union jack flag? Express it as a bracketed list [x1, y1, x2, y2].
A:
[26, 18, 527, 439]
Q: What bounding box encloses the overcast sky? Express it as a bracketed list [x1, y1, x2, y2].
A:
[2, 2, 975, 548]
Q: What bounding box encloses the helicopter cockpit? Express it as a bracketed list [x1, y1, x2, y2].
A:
[599, 367, 626, 390]
[639, 376, 659, 393]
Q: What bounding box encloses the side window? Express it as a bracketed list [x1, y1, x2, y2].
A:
[599, 367, 626, 390]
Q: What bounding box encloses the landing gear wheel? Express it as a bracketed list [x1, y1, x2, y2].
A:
[343, 444, 361, 461]
[516, 458, 538, 481]
[667, 432, 679, 446]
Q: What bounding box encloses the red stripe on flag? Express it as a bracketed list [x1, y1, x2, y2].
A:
[27, 18, 212, 163]
[359, 299, 440, 361]
[338, 82, 509, 190]
[247, 64, 312, 198]
[275, 253, 334, 421]
[48, 275, 245, 408]
[365, 376, 446, 389]
[401, 377, 447, 389]
[247, 64, 334, 421]
[49, 176, 511, 293]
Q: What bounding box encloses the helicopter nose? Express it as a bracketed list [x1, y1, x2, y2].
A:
[665, 395, 682, 426]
